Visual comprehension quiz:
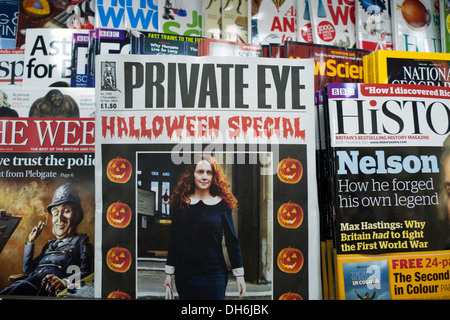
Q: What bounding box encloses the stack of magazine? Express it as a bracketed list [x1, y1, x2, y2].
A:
[320, 82, 450, 300]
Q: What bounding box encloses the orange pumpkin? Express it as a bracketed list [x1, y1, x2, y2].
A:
[107, 157, 132, 183]
[277, 201, 303, 229]
[279, 291, 303, 300]
[107, 201, 132, 228]
[107, 289, 131, 299]
[277, 246, 303, 274]
[277, 157, 302, 184]
[106, 246, 132, 273]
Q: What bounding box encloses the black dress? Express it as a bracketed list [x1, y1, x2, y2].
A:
[166, 198, 243, 300]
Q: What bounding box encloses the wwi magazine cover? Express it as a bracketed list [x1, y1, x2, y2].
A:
[324, 82, 450, 299]
[94, 54, 321, 300]
[94, 0, 158, 31]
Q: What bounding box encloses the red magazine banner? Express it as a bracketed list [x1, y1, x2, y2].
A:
[0, 117, 95, 153]
[359, 83, 450, 99]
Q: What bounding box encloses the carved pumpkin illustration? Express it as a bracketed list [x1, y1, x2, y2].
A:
[279, 291, 303, 300]
[277, 201, 303, 229]
[107, 289, 131, 299]
[107, 157, 132, 183]
[277, 157, 303, 184]
[277, 246, 303, 274]
[106, 246, 132, 273]
[107, 201, 132, 228]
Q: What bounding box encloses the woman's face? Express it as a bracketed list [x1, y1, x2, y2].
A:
[194, 160, 213, 192]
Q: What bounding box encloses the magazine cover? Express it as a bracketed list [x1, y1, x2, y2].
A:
[355, 0, 392, 50]
[74, 0, 95, 30]
[440, 0, 450, 52]
[197, 38, 261, 56]
[296, 0, 313, 43]
[15, 0, 88, 48]
[341, 259, 390, 300]
[250, 0, 297, 45]
[363, 52, 374, 83]
[93, 28, 132, 55]
[0, 49, 23, 86]
[324, 82, 450, 299]
[314, 89, 337, 300]
[86, 28, 131, 90]
[0, 86, 95, 298]
[0, 87, 94, 117]
[0, 0, 19, 49]
[94, 0, 158, 31]
[203, 0, 222, 39]
[390, 0, 441, 52]
[158, 0, 203, 37]
[70, 31, 90, 87]
[23, 28, 77, 87]
[222, 0, 248, 43]
[130, 31, 200, 56]
[45, 0, 86, 29]
[16, 0, 71, 48]
[324, 82, 450, 256]
[284, 41, 370, 91]
[94, 54, 321, 300]
[82, 0, 95, 30]
[309, 0, 356, 48]
[371, 49, 450, 85]
[269, 43, 284, 58]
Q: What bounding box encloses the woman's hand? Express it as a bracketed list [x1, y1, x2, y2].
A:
[236, 276, 246, 299]
[164, 274, 173, 292]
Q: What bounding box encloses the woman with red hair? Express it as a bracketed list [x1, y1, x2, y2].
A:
[163, 154, 246, 300]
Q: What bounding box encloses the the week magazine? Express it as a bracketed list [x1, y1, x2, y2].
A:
[94, 54, 321, 300]
[323, 82, 450, 300]
[0, 86, 95, 297]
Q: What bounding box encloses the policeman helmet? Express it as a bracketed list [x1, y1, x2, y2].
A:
[46, 183, 84, 224]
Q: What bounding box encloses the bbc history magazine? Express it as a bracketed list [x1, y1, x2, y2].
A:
[323, 82, 450, 300]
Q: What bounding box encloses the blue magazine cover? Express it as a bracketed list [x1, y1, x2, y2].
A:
[0, 0, 19, 49]
[342, 259, 391, 300]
